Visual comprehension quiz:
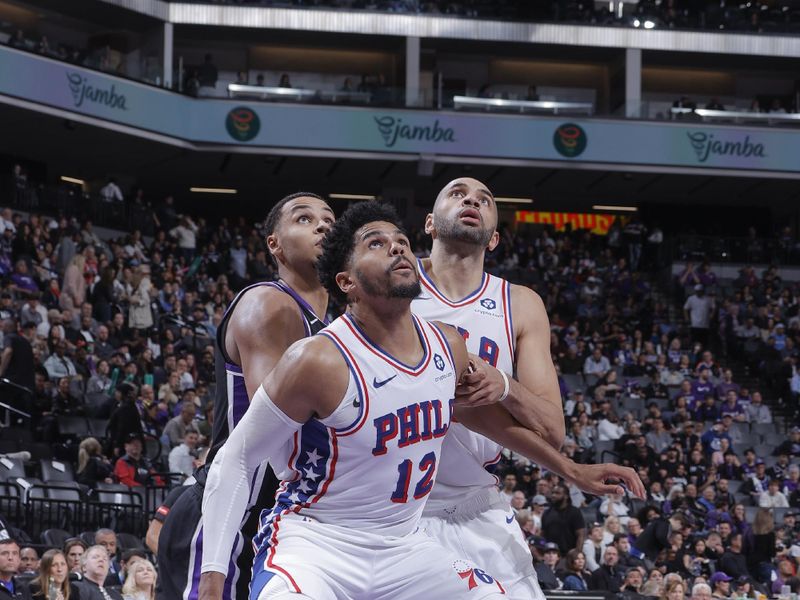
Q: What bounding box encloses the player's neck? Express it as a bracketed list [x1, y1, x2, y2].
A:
[427, 242, 486, 298]
[348, 302, 421, 363]
[277, 268, 328, 319]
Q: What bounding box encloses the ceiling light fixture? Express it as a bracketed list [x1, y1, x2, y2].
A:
[329, 193, 377, 201]
[189, 187, 237, 194]
[60, 176, 85, 185]
[592, 204, 638, 212]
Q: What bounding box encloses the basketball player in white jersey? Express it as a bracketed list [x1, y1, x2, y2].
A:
[200, 202, 638, 600]
[412, 177, 644, 599]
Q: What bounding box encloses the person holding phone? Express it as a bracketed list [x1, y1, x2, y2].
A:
[24, 549, 78, 600]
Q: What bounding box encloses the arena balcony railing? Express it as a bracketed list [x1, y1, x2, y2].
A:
[157, 0, 800, 34]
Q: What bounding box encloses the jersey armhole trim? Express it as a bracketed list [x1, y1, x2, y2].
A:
[317, 331, 370, 437]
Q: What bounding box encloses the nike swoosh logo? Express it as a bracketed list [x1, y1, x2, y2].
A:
[506, 514, 515, 524]
[373, 374, 398, 388]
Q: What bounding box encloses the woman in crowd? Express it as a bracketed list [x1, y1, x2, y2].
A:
[26, 549, 79, 599]
[63, 539, 86, 577]
[749, 508, 777, 584]
[121, 559, 157, 600]
[561, 549, 591, 591]
[76, 437, 113, 488]
[660, 579, 686, 600]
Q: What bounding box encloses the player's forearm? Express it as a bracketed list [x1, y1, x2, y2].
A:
[501, 378, 566, 449]
[456, 404, 578, 483]
[201, 385, 302, 575]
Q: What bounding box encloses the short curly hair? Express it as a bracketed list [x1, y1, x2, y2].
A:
[317, 202, 404, 305]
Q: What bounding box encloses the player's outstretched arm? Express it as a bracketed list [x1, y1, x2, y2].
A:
[454, 403, 646, 500]
[456, 286, 565, 448]
[199, 336, 347, 600]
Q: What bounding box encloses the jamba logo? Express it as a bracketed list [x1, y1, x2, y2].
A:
[66, 72, 127, 110]
[553, 123, 587, 158]
[686, 131, 766, 163]
[225, 107, 260, 142]
[373, 116, 455, 148]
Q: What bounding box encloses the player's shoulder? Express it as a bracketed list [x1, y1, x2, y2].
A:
[230, 284, 302, 329]
[280, 334, 346, 376]
[271, 334, 349, 398]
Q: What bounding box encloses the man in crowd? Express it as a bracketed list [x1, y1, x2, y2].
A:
[709, 572, 732, 599]
[542, 483, 586, 555]
[590, 546, 624, 592]
[534, 542, 562, 591]
[0, 539, 20, 598]
[74, 545, 123, 600]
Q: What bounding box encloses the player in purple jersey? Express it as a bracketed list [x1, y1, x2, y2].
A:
[162, 192, 334, 600]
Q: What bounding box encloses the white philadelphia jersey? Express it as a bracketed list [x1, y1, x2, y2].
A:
[412, 259, 516, 511]
[253, 312, 459, 557]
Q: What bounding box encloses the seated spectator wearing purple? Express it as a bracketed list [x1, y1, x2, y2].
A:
[709, 572, 732, 599]
[0, 539, 20, 598]
[74, 545, 123, 600]
[715, 368, 740, 400]
[773, 558, 797, 596]
[10, 260, 39, 297]
[113, 433, 163, 488]
[692, 368, 715, 400]
[719, 390, 747, 422]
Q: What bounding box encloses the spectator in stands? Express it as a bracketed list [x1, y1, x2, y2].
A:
[718, 532, 749, 579]
[162, 400, 196, 448]
[708, 571, 732, 599]
[43, 341, 77, 379]
[633, 512, 687, 562]
[278, 73, 292, 88]
[691, 582, 712, 600]
[63, 539, 85, 578]
[561, 549, 590, 591]
[772, 557, 796, 595]
[618, 567, 644, 600]
[590, 545, 623, 592]
[774, 427, 800, 457]
[121, 558, 156, 600]
[0, 318, 35, 417]
[26, 549, 78, 600]
[684, 284, 714, 347]
[760, 479, 790, 508]
[197, 54, 218, 95]
[534, 542, 562, 590]
[542, 483, 586, 555]
[76, 437, 113, 488]
[584, 347, 610, 378]
[94, 529, 122, 586]
[746, 390, 772, 424]
[74, 545, 122, 600]
[127, 265, 152, 333]
[582, 522, 606, 572]
[169, 216, 198, 262]
[662, 579, 686, 600]
[113, 433, 159, 487]
[0, 539, 20, 597]
[750, 508, 777, 583]
[167, 427, 200, 477]
[107, 383, 144, 452]
[100, 178, 124, 203]
[706, 98, 724, 110]
[18, 546, 38, 575]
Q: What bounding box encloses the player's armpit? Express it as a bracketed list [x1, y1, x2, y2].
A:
[506, 285, 566, 448]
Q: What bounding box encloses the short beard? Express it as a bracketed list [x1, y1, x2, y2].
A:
[355, 269, 421, 300]
[434, 213, 494, 247]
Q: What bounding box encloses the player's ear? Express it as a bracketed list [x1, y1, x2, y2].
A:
[486, 230, 500, 252]
[335, 271, 355, 297]
[266, 234, 281, 263]
[424, 213, 435, 236]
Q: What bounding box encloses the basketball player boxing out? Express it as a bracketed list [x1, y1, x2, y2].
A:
[413, 177, 643, 600]
[200, 202, 643, 600]
[160, 193, 334, 600]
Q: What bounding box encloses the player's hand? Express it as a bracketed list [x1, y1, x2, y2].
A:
[455, 354, 505, 407]
[199, 572, 225, 600]
[566, 463, 646, 499]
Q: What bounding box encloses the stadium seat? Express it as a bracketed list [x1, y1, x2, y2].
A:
[117, 531, 145, 552]
[0, 440, 19, 455]
[40, 459, 76, 484]
[726, 480, 743, 494]
[46, 482, 82, 502]
[754, 444, 776, 457]
[0, 457, 25, 481]
[581, 506, 598, 526]
[646, 397, 670, 411]
[41, 528, 73, 548]
[750, 422, 777, 443]
[87, 418, 109, 439]
[79, 531, 96, 547]
[562, 373, 584, 393]
[593, 440, 617, 463]
[745, 506, 760, 523]
[57, 417, 89, 438]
